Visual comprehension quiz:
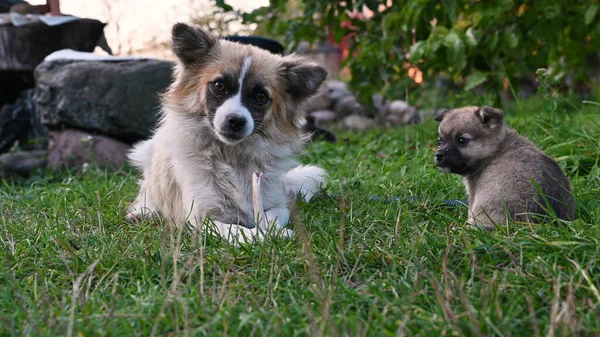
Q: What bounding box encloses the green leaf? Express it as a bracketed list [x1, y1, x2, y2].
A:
[464, 72, 488, 91]
[381, 12, 403, 37]
[408, 41, 426, 63]
[425, 26, 448, 54]
[241, 6, 269, 23]
[505, 32, 519, 48]
[444, 31, 466, 73]
[431, 26, 449, 36]
[427, 34, 443, 53]
[585, 5, 598, 26]
[444, 31, 462, 49]
[215, 0, 233, 12]
[488, 32, 499, 50]
[544, 4, 561, 19]
[447, 0, 457, 22]
[465, 27, 477, 47]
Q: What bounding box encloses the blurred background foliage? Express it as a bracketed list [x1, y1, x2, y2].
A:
[214, 0, 600, 106]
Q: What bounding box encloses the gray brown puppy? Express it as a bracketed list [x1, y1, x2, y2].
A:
[434, 106, 576, 229]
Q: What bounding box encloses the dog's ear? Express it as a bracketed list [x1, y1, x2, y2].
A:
[171, 23, 217, 67]
[477, 106, 504, 126]
[434, 109, 449, 122]
[283, 59, 328, 101]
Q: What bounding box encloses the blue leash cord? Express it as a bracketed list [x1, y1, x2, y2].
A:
[314, 193, 468, 208]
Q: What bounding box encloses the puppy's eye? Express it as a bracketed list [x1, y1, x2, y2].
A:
[254, 92, 268, 104]
[437, 138, 442, 146]
[457, 137, 470, 145]
[214, 81, 226, 92]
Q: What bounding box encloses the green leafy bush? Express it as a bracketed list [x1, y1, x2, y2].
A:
[219, 0, 600, 104]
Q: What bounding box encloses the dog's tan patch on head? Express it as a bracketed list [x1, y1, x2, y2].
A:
[243, 48, 299, 134]
[270, 91, 298, 133]
[166, 42, 249, 116]
[170, 71, 207, 101]
[439, 106, 508, 164]
[163, 70, 204, 115]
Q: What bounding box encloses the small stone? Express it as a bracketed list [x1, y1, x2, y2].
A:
[325, 80, 351, 100]
[305, 80, 352, 113]
[372, 94, 386, 112]
[343, 114, 375, 131]
[309, 109, 337, 124]
[0, 150, 48, 179]
[47, 129, 130, 171]
[335, 95, 372, 118]
[381, 100, 422, 126]
[381, 100, 410, 117]
[305, 89, 333, 112]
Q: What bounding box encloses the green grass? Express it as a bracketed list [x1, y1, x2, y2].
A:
[1, 95, 599, 336]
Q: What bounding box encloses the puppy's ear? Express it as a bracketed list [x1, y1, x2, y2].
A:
[171, 23, 217, 66]
[477, 106, 504, 126]
[434, 109, 449, 122]
[283, 59, 328, 101]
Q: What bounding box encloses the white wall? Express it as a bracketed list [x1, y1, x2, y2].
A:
[27, 0, 268, 58]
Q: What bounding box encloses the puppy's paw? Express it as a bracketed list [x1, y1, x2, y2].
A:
[213, 220, 264, 245]
[264, 208, 294, 239]
[212, 220, 293, 245]
[126, 204, 157, 222]
[265, 207, 291, 228]
[278, 228, 294, 239]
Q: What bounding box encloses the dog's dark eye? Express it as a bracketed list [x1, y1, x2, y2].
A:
[437, 138, 442, 146]
[254, 92, 268, 104]
[458, 137, 470, 145]
[214, 81, 226, 92]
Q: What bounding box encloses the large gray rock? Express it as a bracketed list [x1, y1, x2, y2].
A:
[0, 89, 48, 154]
[335, 95, 372, 118]
[380, 100, 421, 127]
[34, 59, 174, 143]
[305, 80, 351, 113]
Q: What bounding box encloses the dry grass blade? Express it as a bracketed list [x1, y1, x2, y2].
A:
[252, 171, 268, 231]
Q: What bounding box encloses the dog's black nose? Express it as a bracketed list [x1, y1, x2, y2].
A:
[435, 153, 444, 161]
[226, 115, 247, 132]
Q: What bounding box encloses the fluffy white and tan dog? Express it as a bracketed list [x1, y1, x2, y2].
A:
[127, 23, 328, 243]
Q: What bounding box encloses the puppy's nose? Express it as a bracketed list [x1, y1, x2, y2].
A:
[226, 114, 247, 132]
[435, 153, 444, 161]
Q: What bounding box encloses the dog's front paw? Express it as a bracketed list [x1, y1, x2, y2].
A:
[265, 207, 291, 228]
[126, 204, 157, 222]
[212, 220, 293, 245]
[278, 228, 294, 239]
[264, 208, 294, 239]
[213, 221, 264, 245]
